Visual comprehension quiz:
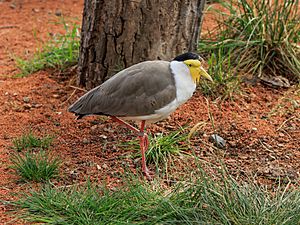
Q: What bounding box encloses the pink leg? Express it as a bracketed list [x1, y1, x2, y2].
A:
[139, 120, 151, 179]
[110, 117, 151, 179]
[111, 116, 139, 133]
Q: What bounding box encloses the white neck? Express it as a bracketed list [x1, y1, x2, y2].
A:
[170, 61, 196, 106]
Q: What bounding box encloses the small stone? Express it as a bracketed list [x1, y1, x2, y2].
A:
[32, 8, 39, 13]
[55, 9, 62, 16]
[209, 134, 226, 149]
[252, 127, 257, 131]
[10, 3, 16, 9]
[82, 138, 89, 144]
[3, 134, 9, 140]
[23, 96, 30, 103]
[102, 163, 108, 169]
[33, 104, 42, 108]
[100, 134, 108, 139]
[96, 164, 101, 170]
[52, 94, 60, 98]
[91, 125, 98, 130]
[23, 104, 32, 109]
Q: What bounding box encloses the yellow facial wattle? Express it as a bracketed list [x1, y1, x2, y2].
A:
[184, 59, 213, 83]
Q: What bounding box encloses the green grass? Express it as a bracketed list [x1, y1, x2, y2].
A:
[10, 150, 60, 182]
[10, 132, 59, 182]
[12, 132, 53, 152]
[200, 0, 300, 82]
[12, 166, 300, 224]
[15, 22, 80, 77]
[122, 129, 189, 167]
[200, 46, 240, 99]
[146, 130, 189, 165]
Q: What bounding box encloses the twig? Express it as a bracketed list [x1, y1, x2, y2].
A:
[69, 85, 87, 92]
[60, 89, 76, 106]
[0, 25, 19, 29]
[197, 138, 222, 155]
[205, 97, 216, 133]
[52, 181, 88, 189]
[258, 139, 274, 153]
[277, 116, 295, 131]
[279, 129, 293, 140]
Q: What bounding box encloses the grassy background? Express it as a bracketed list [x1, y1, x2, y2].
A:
[15, 21, 80, 77]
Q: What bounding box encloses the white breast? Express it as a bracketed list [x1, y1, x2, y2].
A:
[170, 61, 196, 105]
[151, 61, 196, 121]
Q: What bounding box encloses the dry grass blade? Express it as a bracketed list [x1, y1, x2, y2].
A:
[188, 122, 207, 140]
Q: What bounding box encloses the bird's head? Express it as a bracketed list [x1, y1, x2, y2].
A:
[173, 52, 213, 84]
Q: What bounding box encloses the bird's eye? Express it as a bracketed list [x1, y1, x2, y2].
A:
[189, 64, 192, 67]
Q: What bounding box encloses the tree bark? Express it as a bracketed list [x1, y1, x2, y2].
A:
[78, 0, 206, 89]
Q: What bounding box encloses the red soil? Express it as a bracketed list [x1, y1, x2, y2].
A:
[0, 0, 299, 223]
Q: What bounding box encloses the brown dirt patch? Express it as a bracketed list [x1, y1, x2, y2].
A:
[0, 1, 299, 224]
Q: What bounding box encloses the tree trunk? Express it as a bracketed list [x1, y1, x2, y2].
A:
[78, 0, 206, 89]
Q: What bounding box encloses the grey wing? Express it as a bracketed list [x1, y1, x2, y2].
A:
[68, 61, 177, 117]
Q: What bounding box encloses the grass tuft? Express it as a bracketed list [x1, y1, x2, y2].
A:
[200, 46, 240, 99]
[200, 0, 300, 82]
[146, 130, 189, 165]
[12, 132, 53, 152]
[12, 166, 300, 224]
[10, 150, 60, 182]
[122, 129, 189, 167]
[15, 22, 80, 77]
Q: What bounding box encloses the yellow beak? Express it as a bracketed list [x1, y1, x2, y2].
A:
[199, 67, 213, 82]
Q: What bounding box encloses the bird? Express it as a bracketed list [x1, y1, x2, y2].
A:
[68, 52, 212, 179]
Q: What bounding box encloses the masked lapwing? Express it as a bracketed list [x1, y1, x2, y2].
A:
[69, 52, 212, 179]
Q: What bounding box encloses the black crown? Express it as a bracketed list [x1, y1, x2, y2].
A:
[173, 52, 200, 61]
